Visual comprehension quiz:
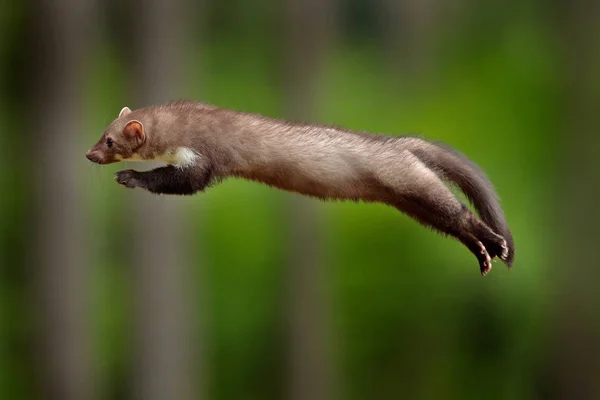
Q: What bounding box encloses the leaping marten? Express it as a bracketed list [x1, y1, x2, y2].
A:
[86, 101, 514, 275]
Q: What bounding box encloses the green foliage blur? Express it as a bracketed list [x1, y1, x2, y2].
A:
[1, 0, 566, 399]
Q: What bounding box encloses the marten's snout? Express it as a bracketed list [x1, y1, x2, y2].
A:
[86, 150, 102, 164]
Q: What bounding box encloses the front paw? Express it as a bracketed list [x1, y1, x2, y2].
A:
[115, 169, 140, 189]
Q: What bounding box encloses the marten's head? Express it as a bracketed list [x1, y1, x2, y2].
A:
[86, 107, 146, 164]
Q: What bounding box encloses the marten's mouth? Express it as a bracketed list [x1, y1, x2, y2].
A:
[86, 151, 115, 164]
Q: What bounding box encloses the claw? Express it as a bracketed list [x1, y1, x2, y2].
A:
[481, 262, 492, 276]
[478, 241, 492, 276]
[499, 239, 509, 261]
[477, 241, 486, 254]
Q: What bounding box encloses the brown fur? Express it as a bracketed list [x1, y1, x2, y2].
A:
[86, 100, 514, 274]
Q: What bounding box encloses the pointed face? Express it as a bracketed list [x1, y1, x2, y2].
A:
[85, 107, 146, 164]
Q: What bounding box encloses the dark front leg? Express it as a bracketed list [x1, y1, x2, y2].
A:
[115, 165, 212, 195]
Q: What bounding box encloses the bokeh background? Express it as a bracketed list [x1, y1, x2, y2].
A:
[1, 0, 599, 399]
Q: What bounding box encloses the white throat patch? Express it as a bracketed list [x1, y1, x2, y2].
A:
[158, 147, 199, 168]
[117, 147, 198, 168]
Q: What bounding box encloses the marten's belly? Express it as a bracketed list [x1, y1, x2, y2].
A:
[236, 162, 385, 202]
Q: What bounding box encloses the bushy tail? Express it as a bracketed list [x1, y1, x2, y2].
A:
[409, 139, 514, 265]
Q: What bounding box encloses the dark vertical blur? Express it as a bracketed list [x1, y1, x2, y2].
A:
[545, 0, 600, 398]
[126, 0, 200, 399]
[283, 1, 337, 399]
[28, 0, 96, 398]
[378, 0, 441, 77]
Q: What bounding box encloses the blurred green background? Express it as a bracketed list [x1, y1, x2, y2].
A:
[1, 0, 599, 399]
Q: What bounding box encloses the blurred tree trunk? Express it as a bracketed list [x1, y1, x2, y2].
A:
[126, 0, 202, 399]
[28, 0, 97, 398]
[282, 1, 336, 400]
[377, 0, 441, 77]
[544, 1, 600, 399]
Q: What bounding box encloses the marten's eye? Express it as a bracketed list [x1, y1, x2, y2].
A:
[106, 138, 114, 148]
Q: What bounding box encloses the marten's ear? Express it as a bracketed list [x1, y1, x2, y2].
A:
[119, 107, 132, 118]
[123, 120, 145, 147]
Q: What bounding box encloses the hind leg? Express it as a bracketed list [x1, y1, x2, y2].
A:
[467, 215, 510, 262]
[385, 160, 507, 274]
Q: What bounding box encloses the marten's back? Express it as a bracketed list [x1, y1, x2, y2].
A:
[225, 114, 411, 201]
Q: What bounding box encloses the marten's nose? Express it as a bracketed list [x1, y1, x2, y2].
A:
[86, 150, 98, 163]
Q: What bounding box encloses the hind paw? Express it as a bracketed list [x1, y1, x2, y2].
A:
[480, 233, 509, 263]
[477, 241, 492, 276]
[499, 240, 509, 261]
